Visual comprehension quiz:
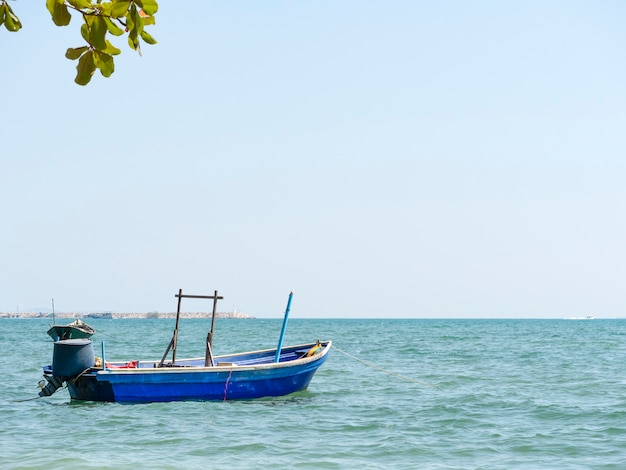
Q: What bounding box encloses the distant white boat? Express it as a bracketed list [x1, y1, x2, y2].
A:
[564, 315, 595, 320]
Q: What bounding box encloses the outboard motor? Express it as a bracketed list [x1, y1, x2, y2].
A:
[39, 339, 95, 397]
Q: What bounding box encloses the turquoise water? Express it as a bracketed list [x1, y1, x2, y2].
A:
[1, 318, 625, 469]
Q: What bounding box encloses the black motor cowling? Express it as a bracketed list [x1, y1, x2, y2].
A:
[52, 339, 95, 378]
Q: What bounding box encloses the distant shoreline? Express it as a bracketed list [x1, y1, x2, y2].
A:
[0, 311, 255, 319]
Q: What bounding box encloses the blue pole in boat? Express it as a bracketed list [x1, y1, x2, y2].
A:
[101, 341, 106, 370]
[274, 291, 294, 362]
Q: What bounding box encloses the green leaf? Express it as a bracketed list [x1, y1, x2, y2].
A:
[80, 22, 90, 42]
[45, 0, 56, 17]
[0, 4, 6, 29]
[129, 3, 143, 33]
[138, 0, 158, 16]
[140, 30, 157, 45]
[142, 15, 155, 26]
[65, 46, 89, 60]
[126, 6, 141, 50]
[48, 0, 72, 27]
[93, 51, 115, 77]
[67, 0, 93, 8]
[89, 15, 108, 50]
[128, 35, 141, 53]
[125, 5, 135, 31]
[4, 4, 22, 31]
[75, 50, 96, 86]
[104, 17, 124, 36]
[104, 40, 122, 56]
[110, 0, 131, 18]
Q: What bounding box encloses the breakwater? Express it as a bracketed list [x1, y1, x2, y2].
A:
[0, 311, 254, 319]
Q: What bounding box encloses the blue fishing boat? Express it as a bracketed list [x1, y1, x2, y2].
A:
[38, 290, 331, 403]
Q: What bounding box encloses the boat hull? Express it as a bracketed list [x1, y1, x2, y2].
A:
[61, 342, 331, 403]
[47, 320, 96, 341]
[47, 326, 94, 341]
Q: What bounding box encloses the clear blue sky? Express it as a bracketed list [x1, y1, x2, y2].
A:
[2, 1, 625, 318]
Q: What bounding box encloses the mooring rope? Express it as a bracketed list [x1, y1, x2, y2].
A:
[331, 344, 438, 389]
[13, 396, 42, 402]
[223, 367, 234, 401]
[71, 367, 93, 383]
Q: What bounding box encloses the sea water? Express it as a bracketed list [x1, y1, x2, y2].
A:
[1, 318, 625, 469]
